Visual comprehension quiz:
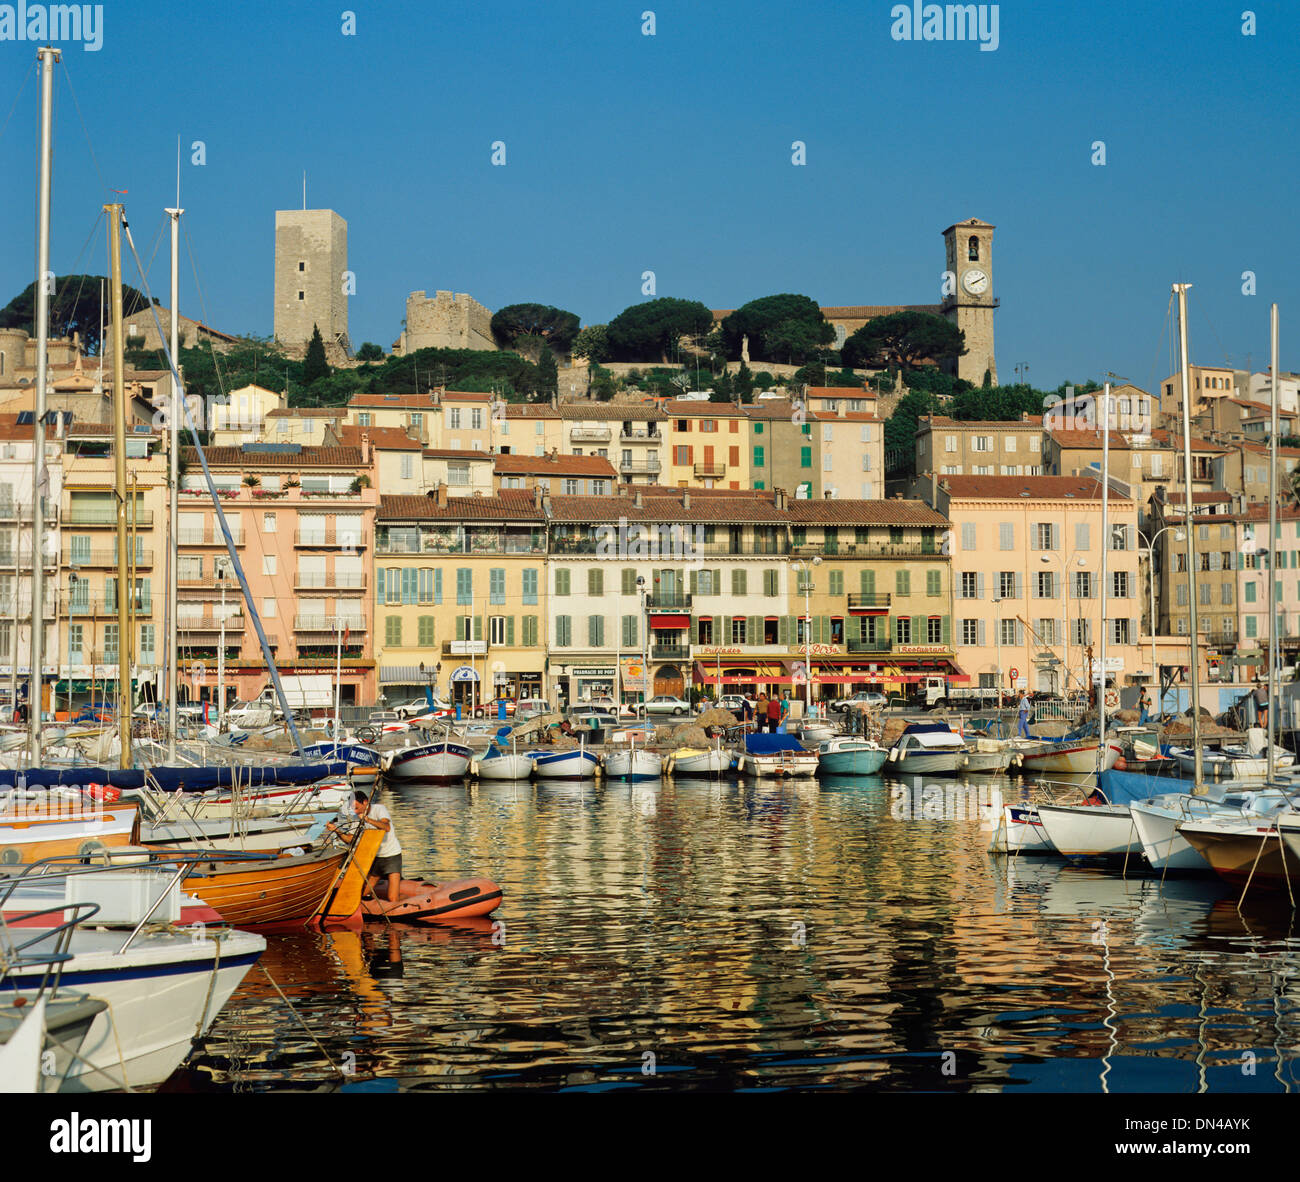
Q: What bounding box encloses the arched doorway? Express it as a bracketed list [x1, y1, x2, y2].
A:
[654, 664, 684, 697]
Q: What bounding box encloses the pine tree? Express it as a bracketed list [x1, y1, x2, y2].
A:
[536, 346, 558, 396]
[303, 324, 330, 385]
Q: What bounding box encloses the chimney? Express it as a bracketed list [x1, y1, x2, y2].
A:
[683, 492, 691, 510]
[361, 432, 371, 464]
[436, 482, 448, 508]
[775, 487, 787, 511]
[533, 485, 542, 509]
[634, 490, 643, 509]
[930, 470, 937, 505]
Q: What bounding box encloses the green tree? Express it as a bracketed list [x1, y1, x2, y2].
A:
[355, 341, 385, 362]
[489, 303, 581, 356]
[302, 324, 330, 385]
[606, 297, 714, 362]
[720, 294, 833, 363]
[708, 369, 734, 403]
[841, 311, 965, 375]
[0, 274, 155, 354]
[590, 364, 618, 401]
[885, 390, 939, 478]
[536, 346, 558, 396]
[733, 359, 754, 402]
[571, 324, 611, 364]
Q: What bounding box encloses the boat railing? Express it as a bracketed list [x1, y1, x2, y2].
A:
[0, 899, 101, 1003]
[1028, 778, 1108, 807]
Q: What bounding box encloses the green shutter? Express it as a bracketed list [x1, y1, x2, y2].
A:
[376, 568, 385, 604]
[778, 616, 789, 645]
[690, 569, 698, 594]
[942, 615, 951, 645]
[911, 615, 921, 641]
[507, 616, 515, 645]
[719, 615, 730, 643]
[474, 614, 483, 641]
[622, 568, 636, 595]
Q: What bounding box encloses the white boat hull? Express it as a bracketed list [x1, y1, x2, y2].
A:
[475, 753, 535, 780]
[604, 750, 663, 780]
[990, 803, 1055, 854]
[670, 748, 733, 775]
[531, 750, 600, 779]
[1129, 800, 1211, 873]
[1036, 802, 1140, 859]
[1020, 741, 1121, 775]
[740, 752, 820, 779]
[384, 742, 473, 780]
[890, 750, 963, 776]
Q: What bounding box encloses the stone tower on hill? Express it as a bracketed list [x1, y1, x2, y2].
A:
[274, 209, 350, 361]
[941, 217, 997, 386]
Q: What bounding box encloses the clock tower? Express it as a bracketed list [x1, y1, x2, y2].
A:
[941, 218, 997, 386]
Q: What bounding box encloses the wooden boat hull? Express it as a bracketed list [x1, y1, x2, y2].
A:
[184, 848, 350, 928]
[962, 749, 1013, 775]
[1180, 821, 1300, 889]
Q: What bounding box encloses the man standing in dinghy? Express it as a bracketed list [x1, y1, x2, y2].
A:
[327, 791, 404, 905]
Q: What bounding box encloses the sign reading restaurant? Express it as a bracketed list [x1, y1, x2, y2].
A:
[694, 644, 844, 657]
[894, 645, 953, 655]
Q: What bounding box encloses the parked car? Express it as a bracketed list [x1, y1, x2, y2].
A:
[830, 691, 887, 712]
[515, 697, 552, 720]
[391, 696, 450, 719]
[642, 694, 693, 717]
[488, 697, 517, 716]
[717, 694, 753, 715]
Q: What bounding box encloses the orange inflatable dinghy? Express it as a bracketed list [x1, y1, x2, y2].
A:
[360, 876, 503, 923]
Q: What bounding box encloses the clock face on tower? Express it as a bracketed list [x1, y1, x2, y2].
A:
[962, 268, 988, 296]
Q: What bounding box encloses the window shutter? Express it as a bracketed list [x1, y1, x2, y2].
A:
[375, 568, 385, 604]
[1030, 527, 1040, 552]
[474, 615, 482, 641]
[976, 572, 985, 599]
[1016, 620, 1025, 646]
[961, 522, 976, 550]
[942, 615, 951, 645]
[690, 569, 698, 594]
[1014, 572, 1023, 600]
[1076, 522, 1090, 550]
[507, 616, 515, 645]
[713, 569, 722, 594]
[977, 619, 986, 646]
[778, 616, 789, 645]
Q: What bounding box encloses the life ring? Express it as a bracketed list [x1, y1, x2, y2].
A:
[1104, 689, 1120, 710]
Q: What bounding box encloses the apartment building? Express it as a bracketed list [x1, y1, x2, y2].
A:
[1232, 504, 1300, 675]
[559, 403, 666, 484]
[421, 449, 495, 496]
[814, 410, 884, 499]
[661, 401, 750, 489]
[208, 384, 285, 446]
[1160, 365, 1241, 429]
[324, 423, 425, 494]
[916, 414, 1044, 479]
[499, 403, 563, 456]
[373, 489, 547, 707]
[347, 392, 439, 445]
[1213, 441, 1300, 506]
[264, 407, 347, 445]
[935, 475, 1144, 696]
[175, 441, 380, 708]
[61, 422, 166, 710]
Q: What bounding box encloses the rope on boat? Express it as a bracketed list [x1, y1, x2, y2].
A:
[194, 928, 225, 1040]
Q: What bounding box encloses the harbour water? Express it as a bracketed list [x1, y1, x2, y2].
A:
[171, 773, 1300, 1092]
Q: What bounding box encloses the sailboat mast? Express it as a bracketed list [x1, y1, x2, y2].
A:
[1099, 382, 1110, 763]
[164, 205, 182, 760]
[29, 46, 58, 756]
[105, 203, 132, 770]
[1268, 303, 1280, 782]
[1173, 283, 1203, 791]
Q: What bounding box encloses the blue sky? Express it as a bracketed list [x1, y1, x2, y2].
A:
[0, 0, 1296, 387]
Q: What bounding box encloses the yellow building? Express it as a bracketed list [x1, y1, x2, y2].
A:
[373, 489, 548, 707]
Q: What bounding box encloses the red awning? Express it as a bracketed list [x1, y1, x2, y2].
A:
[649, 613, 689, 629]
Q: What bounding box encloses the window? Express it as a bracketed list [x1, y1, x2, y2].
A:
[733, 569, 748, 596]
[1075, 522, 1090, 551]
[1246, 616, 1258, 638]
[1000, 619, 1017, 645]
[925, 617, 942, 643]
[418, 616, 436, 645]
[449, 408, 461, 429]
[262, 598, 276, 618]
[763, 569, 778, 597]
[1246, 582, 1257, 603]
[622, 615, 638, 647]
[523, 568, 538, 605]
[490, 568, 506, 605]
[490, 616, 507, 645]
[563, 479, 580, 495]
[1074, 571, 1094, 599]
[297, 291, 304, 301]
[298, 260, 305, 272]
[588, 615, 605, 647]
[1222, 582, 1233, 605]
[961, 523, 976, 550]
[263, 513, 276, 533]
[522, 616, 539, 646]
[1037, 618, 1057, 645]
[555, 615, 572, 646]
[896, 616, 911, 644]
[262, 555, 276, 576]
[961, 618, 980, 645]
[753, 446, 765, 467]
[456, 568, 472, 605]
[998, 571, 1017, 599]
[999, 523, 1014, 550]
[1033, 523, 1057, 551]
[1111, 618, 1131, 645]
[944, 435, 957, 453]
[448, 464, 470, 487]
[799, 446, 812, 468]
[896, 570, 910, 596]
[960, 572, 982, 599]
[358, 413, 371, 427]
[588, 569, 603, 596]
[926, 570, 941, 596]
[1110, 524, 1132, 551]
[731, 617, 748, 644]
[1034, 571, 1056, 599]
[400, 454, 414, 480]
[973, 436, 993, 452]
[1113, 571, 1129, 599]
[555, 569, 570, 596]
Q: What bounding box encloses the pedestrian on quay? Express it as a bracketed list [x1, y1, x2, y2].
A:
[742, 696, 755, 727]
[767, 693, 782, 733]
[1138, 686, 1151, 725]
[1255, 679, 1269, 731]
[755, 693, 767, 732]
[1017, 690, 1032, 740]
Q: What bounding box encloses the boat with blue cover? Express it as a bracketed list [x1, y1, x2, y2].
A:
[888, 722, 965, 776]
[738, 733, 819, 779]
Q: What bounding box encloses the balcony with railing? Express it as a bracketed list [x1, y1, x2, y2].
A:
[295, 571, 367, 591]
[846, 636, 892, 653]
[64, 548, 154, 568]
[375, 527, 544, 556]
[619, 457, 661, 474]
[646, 592, 693, 610]
[651, 643, 689, 660]
[294, 529, 369, 549]
[294, 615, 366, 633]
[176, 527, 244, 546]
[569, 426, 612, 443]
[619, 428, 661, 442]
[66, 508, 154, 527]
[847, 593, 892, 611]
[551, 535, 789, 558]
[693, 462, 725, 479]
[0, 503, 57, 523]
[64, 595, 153, 617]
[177, 613, 244, 635]
[793, 541, 934, 558]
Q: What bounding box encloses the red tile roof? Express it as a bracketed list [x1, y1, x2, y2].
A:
[494, 453, 618, 478]
[346, 393, 436, 408]
[184, 445, 367, 468]
[331, 424, 422, 450]
[939, 474, 1131, 502]
[378, 490, 543, 522]
[783, 499, 949, 526]
[422, 448, 493, 461]
[556, 403, 666, 420]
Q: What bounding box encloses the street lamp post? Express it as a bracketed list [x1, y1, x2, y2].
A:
[67, 572, 79, 722]
[793, 557, 822, 717]
[993, 595, 1003, 710]
[636, 576, 647, 719]
[1138, 524, 1186, 712]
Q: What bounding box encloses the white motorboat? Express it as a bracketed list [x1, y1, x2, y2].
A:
[604, 748, 663, 781]
[817, 737, 888, 776]
[383, 739, 473, 780]
[1035, 799, 1141, 861]
[476, 743, 535, 780]
[738, 733, 819, 779]
[961, 737, 1014, 775]
[0, 862, 265, 1091]
[530, 748, 600, 779]
[988, 802, 1056, 854]
[888, 723, 965, 776]
[1123, 790, 1290, 874]
[668, 746, 734, 776]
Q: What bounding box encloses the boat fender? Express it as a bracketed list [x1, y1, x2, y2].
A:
[887, 748, 898, 762]
[1113, 756, 1127, 771]
[85, 783, 120, 803]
